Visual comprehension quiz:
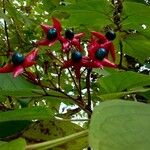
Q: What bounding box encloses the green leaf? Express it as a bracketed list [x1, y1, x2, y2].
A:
[0, 138, 26, 150]
[123, 2, 150, 29]
[123, 34, 150, 63]
[99, 88, 150, 100]
[0, 74, 35, 90]
[54, 0, 112, 29]
[23, 119, 88, 150]
[5, 1, 24, 25]
[0, 74, 41, 98]
[140, 90, 150, 101]
[0, 120, 31, 139]
[0, 74, 74, 104]
[121, 1, 150, 63]
[89, 100, 150, 150]
[99, 71, 150, 93]
[0, 107, 53, 122]
[0, 141, 7, 145]
[42, 0, 60, 13]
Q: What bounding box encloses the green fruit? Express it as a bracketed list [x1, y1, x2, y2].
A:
[95, 48, 108, 60]
[105, 30, 116, 41]
[12, 52, 24, 65]
[65, 29, 74, 40]
[71, 51, 82, 62]
[47, 28, 57, 40]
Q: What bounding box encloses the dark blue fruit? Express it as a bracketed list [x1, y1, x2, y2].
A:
[105, 30, 116, 41]
[65, 29, 74, 40]
[71, 51, 82, 62]
[12, 52, 24, 65]
[47, 28, 57, 40]
[95, 48, 108, 60]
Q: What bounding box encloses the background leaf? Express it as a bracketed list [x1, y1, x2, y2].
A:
[23, 119, 88, 150]
[98, 71, 150, 93]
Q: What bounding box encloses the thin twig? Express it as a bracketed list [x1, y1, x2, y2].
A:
[3, 0, 11, 55]
[47, 82, 86, 111]
[46, 50, 63, 64]
[119, 40, 123, 67]
[34, 65, 49, 96]
[78, 77, 82, 98]
[68, 68, 81, 95]
[86, 68, 92, 118]
[57, 88, 92, 115]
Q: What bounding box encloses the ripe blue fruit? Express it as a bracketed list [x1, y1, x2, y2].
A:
[47, 28, 57, 40]
[71, 51, 82, 62]
[12, 52, 24, 65]
[65, 29, 74, 40]
[95, 48, 108, 60]
[105, 30, 116, 41]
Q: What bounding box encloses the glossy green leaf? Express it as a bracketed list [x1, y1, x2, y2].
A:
[0, 107, 53, 122]
[0, 138, 26, 150]
[99, 71, 150, 93]
[89, 100, 150, 150]
[23, 119, 88, 150]
[0, 120, 31, 139]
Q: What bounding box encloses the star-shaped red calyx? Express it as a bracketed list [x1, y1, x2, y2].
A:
[0, 48, 38, 77]
[61, 49, 117, 79]
[90, 31, 116, 62]
[36, 18, 62, 47]
[60, 29, 85, 53]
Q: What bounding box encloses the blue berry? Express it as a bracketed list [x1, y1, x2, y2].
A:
[47, 28, 57, 40]
[71, 51, 82, 62]
[95, 48, 108, 60]
[105, 30, 116, 41]
[12, 52, 24, 65]
[65, 29, 74, 40]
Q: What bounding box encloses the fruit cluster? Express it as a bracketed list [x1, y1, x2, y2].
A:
[0, 18, 117, 79]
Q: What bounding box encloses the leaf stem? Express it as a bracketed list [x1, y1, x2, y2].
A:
[26, 130, 88, 150]
[34, 65, 49, 96]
